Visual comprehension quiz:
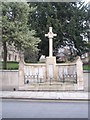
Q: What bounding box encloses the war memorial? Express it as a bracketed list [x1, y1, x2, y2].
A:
[17, 27, 84, 91]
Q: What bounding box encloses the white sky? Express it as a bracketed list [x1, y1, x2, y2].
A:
[83, 0, 90, 4]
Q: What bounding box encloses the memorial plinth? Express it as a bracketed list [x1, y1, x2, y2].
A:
[46, 56, 56, 80]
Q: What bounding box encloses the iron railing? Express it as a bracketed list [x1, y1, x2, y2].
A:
[24, 73, 77, 85]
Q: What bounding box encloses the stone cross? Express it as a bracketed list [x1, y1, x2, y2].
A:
[45, 27, 57, 57]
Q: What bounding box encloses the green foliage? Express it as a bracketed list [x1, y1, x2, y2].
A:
[24, 48, 39, 63]
[2, 2, 40, 51]
[2, 2, 41, 68]
[28, 2, 89, 57]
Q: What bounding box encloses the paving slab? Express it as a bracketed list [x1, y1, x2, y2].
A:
[49, 92, 57, 99]
[0, 91, 89, 101]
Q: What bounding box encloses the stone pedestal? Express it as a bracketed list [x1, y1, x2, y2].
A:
[0, 42, 2, 91]
[46, 56, 56, 80]
[76, 57, 84, 90]
[18, 54, 24, 88]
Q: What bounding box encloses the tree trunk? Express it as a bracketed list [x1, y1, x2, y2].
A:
[3, 42, 7, 69]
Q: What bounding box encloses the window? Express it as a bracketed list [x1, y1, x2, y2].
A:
[9, 54, 11, 61]
[15, 55, 17, 61]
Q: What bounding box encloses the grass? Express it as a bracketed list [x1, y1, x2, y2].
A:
[7, 61, 19, 70]
[0, 61, 19, 70]
[0, 61, 90, 70]
[83, 65, 90, 71]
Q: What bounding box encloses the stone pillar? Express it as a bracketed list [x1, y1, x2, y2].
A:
[18, 53, 24, 89]
[46, 56, 56, 81]
[49, 38, 53, 57]
[76, 56, 84, 90]
[45, 27, 57, 57]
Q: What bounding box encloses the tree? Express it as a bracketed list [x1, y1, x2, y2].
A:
[2, 2, 40, 69]
[28, 2, 89, 59]
[24, 48, 39, 63]
[0, 1, 1, 34]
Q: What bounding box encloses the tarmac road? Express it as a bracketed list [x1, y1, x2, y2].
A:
[2, 99, 88, 118]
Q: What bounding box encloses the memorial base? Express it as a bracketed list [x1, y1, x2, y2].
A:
[46, 56, 57, 80]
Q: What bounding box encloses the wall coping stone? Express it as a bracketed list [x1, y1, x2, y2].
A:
[24, 63, 46, 66]
[56, 63, 76, 66]
[83, 70, 90, 73]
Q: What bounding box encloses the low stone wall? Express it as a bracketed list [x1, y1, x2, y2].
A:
[24, 63, 46, 80]
[83, 71, 89, 92]
[0, 70, 19, 91]
[0, 70, 89, 91]
[56, 63, 76, 79]
[0, 67, 90, 91]
[18, 57, 84, 91]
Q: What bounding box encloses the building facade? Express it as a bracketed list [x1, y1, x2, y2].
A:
[1, 43, 20, 62]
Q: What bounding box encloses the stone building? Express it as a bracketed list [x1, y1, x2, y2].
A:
[1, 43, 20, 62]
[81, 53, 89, 64]
[56, 47, 71, 62]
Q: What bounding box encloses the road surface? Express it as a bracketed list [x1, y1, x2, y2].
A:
[2, 99, 88, 118]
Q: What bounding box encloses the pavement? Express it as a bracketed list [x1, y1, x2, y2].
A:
[0, 91, 89, 101]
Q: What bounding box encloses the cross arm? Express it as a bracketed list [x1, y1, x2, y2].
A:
[45, 34, 49, 37]
[53, 33, 57, 37]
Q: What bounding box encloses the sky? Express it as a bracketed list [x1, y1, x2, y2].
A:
[83, 0, 90, 4]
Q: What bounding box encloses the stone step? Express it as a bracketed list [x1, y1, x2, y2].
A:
[19, 84, 78, 91]
[24, 81, 76, 86]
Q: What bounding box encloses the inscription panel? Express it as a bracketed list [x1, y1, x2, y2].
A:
[29, 67, 32, 75]
[49, 64, 53, 79]
[69, 66, 76, 74]
[59, 67, 63, 78]
[39, 67, 43, 78]
[64, 67, 67, 75]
